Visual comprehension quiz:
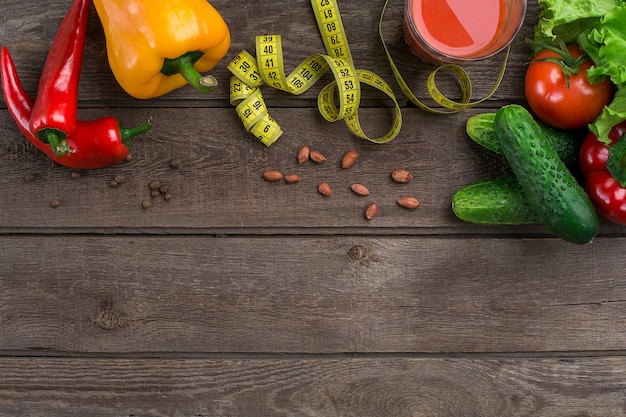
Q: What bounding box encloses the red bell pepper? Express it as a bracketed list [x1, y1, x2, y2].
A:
[579, 120, 626, 226]
[2, 46, 151, 169]
[29, 0, 91, 156]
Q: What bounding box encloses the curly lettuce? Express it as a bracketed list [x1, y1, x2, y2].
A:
[535, 0, 621, 44]
[534, 0, 626, 143]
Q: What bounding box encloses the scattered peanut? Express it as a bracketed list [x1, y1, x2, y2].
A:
[261, 149, 421, 221]
[397, 195, 420, 209]
[350, 183, 370, 196]
[318, 182, 333, 196]
[365, 202, 378, 220]
[284, 173, 301, 183]
[310, 150, 327, 164]
[297, 146, 311, 164]
[341, 149, 358, 169]
[263, 169, 284, 182]
[391, 168, 413, 184]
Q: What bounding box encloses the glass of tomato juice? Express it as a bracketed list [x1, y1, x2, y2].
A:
[403, 0, 527, 64]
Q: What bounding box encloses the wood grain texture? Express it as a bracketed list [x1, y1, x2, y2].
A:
[0, 0, 532, 104]
[1, 0, 625, 416]
[0, 107, 515, 230]
[1, 357, 625, 417]
[1, 235, 626, 354]
[2, 107, 621, 236]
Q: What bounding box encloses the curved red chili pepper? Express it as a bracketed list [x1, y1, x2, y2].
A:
[580, 121, 626, 226]
[2, 46, 151, 169]
[29, 0, 92, 156]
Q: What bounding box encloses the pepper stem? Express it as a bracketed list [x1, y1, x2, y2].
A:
[38, 129, 71, 157]
[606, 134, 626, 187]
[161, 51, 218, 93]
[119, 117, 153, 147]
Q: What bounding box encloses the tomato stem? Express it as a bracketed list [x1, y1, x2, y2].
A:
[526, 39, 589, 88]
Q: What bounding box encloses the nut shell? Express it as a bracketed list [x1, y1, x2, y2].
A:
[297, 146, 310, 164]
[391, 169, 413, 184]
[341, 149, 358, 169]
[284, 174, 301, 183]
[318, 182, 333, 196]
[350, 183, 370, 196]
[310, 151, 327, 164]
[397, 195, 420, 209]
[365, 202, 378, 220]
[263, 169, 284, 181]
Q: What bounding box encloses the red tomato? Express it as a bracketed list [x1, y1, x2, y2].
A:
[525, 45, 614, 130]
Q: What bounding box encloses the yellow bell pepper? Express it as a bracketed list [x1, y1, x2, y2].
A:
[93, 0, 231, 99]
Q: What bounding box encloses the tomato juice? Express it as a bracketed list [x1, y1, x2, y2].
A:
[403, 0, 526, 64]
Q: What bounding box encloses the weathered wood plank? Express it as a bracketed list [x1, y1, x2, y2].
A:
[0, 0, 536, 104]
[0, 1, 573, 236]
[0, 356, 625, 417]
[1, 0, 624, 415]
[2, 107, 617, 236]
[0, 107, 511, 230]
[1, 235, 625, 354]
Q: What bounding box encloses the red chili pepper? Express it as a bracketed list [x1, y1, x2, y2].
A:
[29, 0, 91, 156]
[2, 46, 151, 169]
[579, 121, 626, 226]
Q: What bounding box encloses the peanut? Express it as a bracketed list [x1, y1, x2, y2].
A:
[365, 202, 378, 220]
[284, 173, 301, 183]
[391, 169, 413, 184]
[350, 183, 370, 196]
[318, 182, 333, 196]
[263, 169, 284, 182]
[341, 149, 358, 169]
[297, 146, 311, 164]
[310, 150, 327, 164]
[397, 195, 420, 209]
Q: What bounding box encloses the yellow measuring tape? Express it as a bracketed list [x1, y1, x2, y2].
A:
[228, 0, 402, 146]
[378, 0, 509, 114]
[228, 0, 509, 146]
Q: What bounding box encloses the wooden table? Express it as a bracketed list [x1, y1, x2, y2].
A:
[2, 1, 625, 415]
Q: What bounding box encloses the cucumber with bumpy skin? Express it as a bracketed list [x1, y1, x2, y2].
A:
[466, 112, 581, 164]
[494, 105, 599, 244]
[452, 178, 541, 225]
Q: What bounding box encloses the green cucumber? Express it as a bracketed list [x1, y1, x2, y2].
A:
[466, 112, 581, 164]
[452, 178, 541, 225]
[494, 104, 599, 244]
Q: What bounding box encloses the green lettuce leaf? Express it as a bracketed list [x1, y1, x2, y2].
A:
[589, 86, 626, 142]
[579, 7, 626, 143]
[536, 0, 624, 42]
[533, 0, 626, 143]
[582, 7, 626, 86]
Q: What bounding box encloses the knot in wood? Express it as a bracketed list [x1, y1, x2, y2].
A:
[96, 310, 124, 331]
[348, 245, 370, 261]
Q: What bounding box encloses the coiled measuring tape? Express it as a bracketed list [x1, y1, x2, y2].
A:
[377, 0, 509, 114]
[228, 0, 509, 146]
[228, 0, 402, 146]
